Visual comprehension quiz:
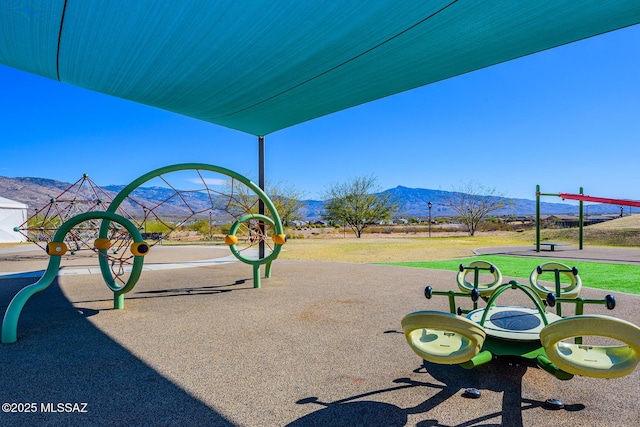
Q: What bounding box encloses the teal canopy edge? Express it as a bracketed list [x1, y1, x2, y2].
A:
[1, 1, 640, 136]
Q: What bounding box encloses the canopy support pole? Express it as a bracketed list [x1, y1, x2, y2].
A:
[579, 187, 584, 250]
[258, 136, 265, 260]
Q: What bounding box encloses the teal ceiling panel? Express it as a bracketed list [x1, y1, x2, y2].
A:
[1, 1, 639, 135]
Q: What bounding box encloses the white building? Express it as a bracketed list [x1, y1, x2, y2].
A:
[0, 196, 28, 242]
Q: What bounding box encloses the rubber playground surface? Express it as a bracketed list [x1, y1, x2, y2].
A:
[1, 244, 639, 426]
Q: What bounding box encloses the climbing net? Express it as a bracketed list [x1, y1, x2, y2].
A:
[109, 167, 281, 262]
[15, 166, 282, 286]
[16, 174, 113, 251]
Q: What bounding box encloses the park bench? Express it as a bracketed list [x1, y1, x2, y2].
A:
[537, 242, 569, 251]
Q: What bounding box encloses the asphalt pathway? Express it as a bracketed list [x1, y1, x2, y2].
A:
[475, 245, 640, 265]
[1, 245, 639, 426]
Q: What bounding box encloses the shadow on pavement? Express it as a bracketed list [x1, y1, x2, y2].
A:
[0, 275, 235, 427]
[289, 359, 585, 427]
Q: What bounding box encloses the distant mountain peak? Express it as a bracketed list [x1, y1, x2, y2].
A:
[1, 175, 624, 220]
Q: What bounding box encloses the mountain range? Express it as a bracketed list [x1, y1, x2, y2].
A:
[0, 176, 623, 220]
[299, 186, 623, 219]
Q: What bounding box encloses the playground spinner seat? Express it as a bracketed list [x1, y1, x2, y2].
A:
[529, 262, 582, 299]
[406, 266, 640, 381]
[401, 310, 486, 365]
[456, 260, 503, 297]
[540, 315, 640, 379]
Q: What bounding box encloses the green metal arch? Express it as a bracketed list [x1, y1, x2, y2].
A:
[479, 280, 550, 327]
[105, 163, 282, 227]
[227, 213, 283, 265]
[99, 163, 284, 288]
[1, 211, 145, 344]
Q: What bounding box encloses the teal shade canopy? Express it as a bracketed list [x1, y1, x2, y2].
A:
[1, 1, 639, 136]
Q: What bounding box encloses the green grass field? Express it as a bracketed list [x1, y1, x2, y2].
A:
[385, 255, 640, 295]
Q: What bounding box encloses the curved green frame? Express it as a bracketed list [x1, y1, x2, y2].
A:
[529, 262, 582, 316]
[478, 280, 550, 327]
[100, 163, 284, 289]
[1, 211, 145, 344]
[228, 213, 283, 264]
[227, 213, 283, 287]
[457, 280, 573, 378]
[456, 261, 503, 296]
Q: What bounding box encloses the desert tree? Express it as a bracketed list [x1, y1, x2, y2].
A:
[265, 180, 305, 225]
[444, 181, 508, 236]
[322, 175, 397, 238]
[226, 179, 304, 225]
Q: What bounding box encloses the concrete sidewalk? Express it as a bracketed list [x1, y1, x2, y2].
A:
[1, 248, 639, 426]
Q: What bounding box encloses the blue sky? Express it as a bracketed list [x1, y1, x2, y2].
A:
[1, 24, 639, 202]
